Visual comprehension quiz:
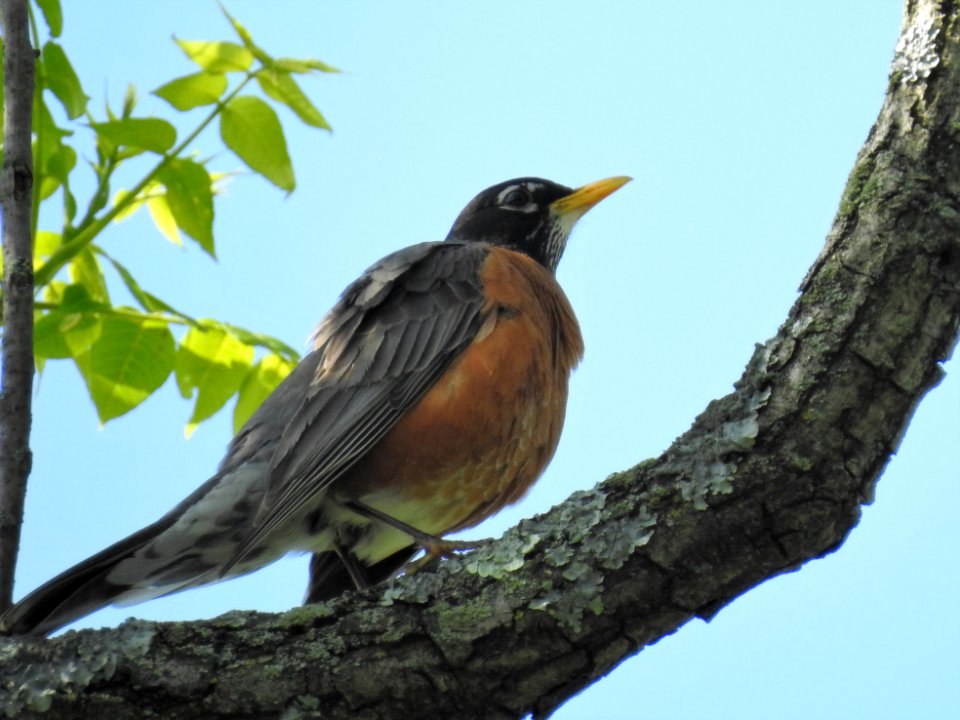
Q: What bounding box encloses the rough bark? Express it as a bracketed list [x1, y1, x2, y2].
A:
[0, 0, 35, 613]
[1, 1, 959, 718]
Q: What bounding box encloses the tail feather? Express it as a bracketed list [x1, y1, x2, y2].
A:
[0, 516, 177, 636]
[306, 546, 416, 603]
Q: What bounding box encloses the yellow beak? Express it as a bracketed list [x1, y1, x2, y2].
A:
[550, 175, 632, 218]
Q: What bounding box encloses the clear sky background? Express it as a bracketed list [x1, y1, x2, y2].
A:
[13, 2, 959, 718]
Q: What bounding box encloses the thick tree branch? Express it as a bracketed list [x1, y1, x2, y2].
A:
[0, 0, 35, 613]
[1, 1, 958, 718]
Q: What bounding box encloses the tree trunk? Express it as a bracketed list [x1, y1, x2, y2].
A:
[0, 0, 35, 612]
[1, 1, 958, 718]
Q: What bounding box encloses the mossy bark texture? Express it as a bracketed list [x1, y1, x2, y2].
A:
[2, 1, 959, 718]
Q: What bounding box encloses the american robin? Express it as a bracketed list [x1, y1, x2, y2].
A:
[1, 175, 630, 635]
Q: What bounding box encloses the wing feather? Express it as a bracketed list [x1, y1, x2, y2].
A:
[222, 241, 488, 571]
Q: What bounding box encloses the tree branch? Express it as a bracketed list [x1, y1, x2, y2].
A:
[1, 1, 958, 718]
[0, 0, 36, 613]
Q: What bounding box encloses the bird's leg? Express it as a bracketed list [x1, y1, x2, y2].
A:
[332, 538, 370, 591]
[342, 499, 493, 559]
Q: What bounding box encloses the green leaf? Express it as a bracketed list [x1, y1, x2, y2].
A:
[146, 191, 183, 245]
[35, 310, 101, 359]
[60, 282, 110, 312]
[273, 57, 340, 74]
[73, 314, 176, 423]
[256, 69, 330, 130]
[42, 279, 67, 305]
[175, 326, 255, 436]
[97, 250, 198, 323]
[42, 42, 88, 118]
[111, 187, 148, 223]
[45, 141, 77, 184]
[36, 0, 63, 37]
[157, 158, 215, 255]
[153, 72, 228, 111]
[64, 186, 78, 223]
[122, 84, 138, 118]
[233, 353, 295, 432]
[219, 322, 300, 360]
[112, 182, 167, 225]
[220, 96, 295, 191]
[33, 95, 71, 141]
[69, 248, 109, 303]
[175, 38, 253, 73]
[34, 230, 62, 262]
[98, 251, 146, 304]
[91, 118, 177, 154]
[87, 175, 111, 218]
[115, 146, 147, 163]
[36, 139, 76, 201]
[220, 6, 272, 65]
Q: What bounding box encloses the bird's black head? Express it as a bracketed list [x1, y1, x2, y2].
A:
[445, 176, 631, 273]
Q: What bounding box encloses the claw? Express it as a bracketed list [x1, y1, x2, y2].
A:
[401, 536, 494, 575]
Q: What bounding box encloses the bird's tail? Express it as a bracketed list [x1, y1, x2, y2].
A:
[0, 515, 177, 636]
[306, 546, 416, 603]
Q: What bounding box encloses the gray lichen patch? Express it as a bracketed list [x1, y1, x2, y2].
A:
[461, 530, 542, 579]
[0, 621, 155, 716]
[529, 567, 605, 634]
[579, 508, 657, 571]
[655, 384, 770, 513]
[381, 569, 446, 605]
[675, 461, 735, 511]
[520, 488, 608, 546]
[726, 387, 769, 442]
[527, 491, 658, 633]
[892, 6, 941, 83]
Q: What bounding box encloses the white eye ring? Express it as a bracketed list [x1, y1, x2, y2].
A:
[502, 188, 530, 206]
[497, 185, 538, 213]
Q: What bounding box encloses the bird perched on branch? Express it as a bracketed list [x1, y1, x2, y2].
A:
[1, 175, 631, 636]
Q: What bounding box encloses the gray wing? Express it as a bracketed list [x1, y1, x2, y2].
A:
[222, 240, 488, 571]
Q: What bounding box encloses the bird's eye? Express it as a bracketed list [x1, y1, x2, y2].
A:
[502, 188, 531, 207]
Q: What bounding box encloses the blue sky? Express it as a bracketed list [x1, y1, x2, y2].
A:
[15, 2, 959, 718]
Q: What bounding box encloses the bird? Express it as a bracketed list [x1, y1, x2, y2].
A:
[1, 175, 631, 635]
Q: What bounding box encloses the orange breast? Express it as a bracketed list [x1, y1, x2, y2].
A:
[336, 246, 584, 542]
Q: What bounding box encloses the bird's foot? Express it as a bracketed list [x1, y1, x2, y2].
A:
[340, 499, 493, 573]
[423, 536, 494, 557]
[402, 536, 494, 575]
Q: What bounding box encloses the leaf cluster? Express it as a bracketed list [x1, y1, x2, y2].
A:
[1, 1, 337, 433]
